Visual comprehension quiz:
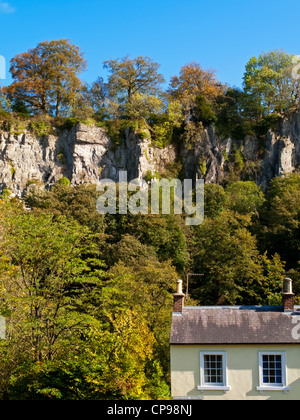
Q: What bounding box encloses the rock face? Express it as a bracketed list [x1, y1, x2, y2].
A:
[0, 123, 177, 196]
[0, 112, 299, 197]
[181, 112, 300, 189]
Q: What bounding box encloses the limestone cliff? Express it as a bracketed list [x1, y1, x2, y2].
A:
[0, 111, 299, 197]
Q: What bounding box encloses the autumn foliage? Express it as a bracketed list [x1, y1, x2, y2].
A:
[4, 39, 87, 117]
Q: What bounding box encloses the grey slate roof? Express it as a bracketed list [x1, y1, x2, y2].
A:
[170, 306, 300, 345]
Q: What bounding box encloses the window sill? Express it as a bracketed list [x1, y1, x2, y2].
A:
[198, 386, 231, 394]
[256, 386, 290, 394]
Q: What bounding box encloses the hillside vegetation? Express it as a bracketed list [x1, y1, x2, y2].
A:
[0, 173, 298, 399]
[0, 41, 299, 399]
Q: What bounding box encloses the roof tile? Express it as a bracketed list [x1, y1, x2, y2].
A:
[170, 306, 300, 345]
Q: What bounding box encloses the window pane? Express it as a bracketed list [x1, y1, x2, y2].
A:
[262, 354, 283, 385]
[217, 374, 223, 383]
[203, 354, 224, 384]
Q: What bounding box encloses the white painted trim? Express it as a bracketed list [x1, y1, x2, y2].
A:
[197, 386, 231, 393]
[258, 351, 288, 392]
[256, 386, 290, 394]
[199, 351, 229, 391]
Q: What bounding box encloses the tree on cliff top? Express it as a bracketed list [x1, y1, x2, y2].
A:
[243, 49, 300, 116]
[103, 56, 165, 106]
[4, 39, 87, 117]
[168, 62, 225, 120]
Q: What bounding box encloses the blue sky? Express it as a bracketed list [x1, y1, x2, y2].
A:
[1, 0, 300, 89]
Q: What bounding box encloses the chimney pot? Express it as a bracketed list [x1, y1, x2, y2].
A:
[173, 279, 185, 313]
[283, 278, 293, 294]
[177, 279, 183, 294]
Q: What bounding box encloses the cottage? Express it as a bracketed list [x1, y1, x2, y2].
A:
[170, 278, 300, 400]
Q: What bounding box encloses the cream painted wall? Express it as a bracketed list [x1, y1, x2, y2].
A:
[170, 344, 300, 400]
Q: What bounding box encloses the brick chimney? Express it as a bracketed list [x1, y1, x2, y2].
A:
[173, 279, 185, 313]
[282, 277, 295, 312]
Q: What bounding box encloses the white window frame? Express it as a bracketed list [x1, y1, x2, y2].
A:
[257, 351, 289, 393]
[198, 351, 230, 393]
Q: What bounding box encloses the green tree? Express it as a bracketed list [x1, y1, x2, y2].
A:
[0, 87, 12, 113]
[107, 234, 157, 266]
[6, 310, 167, 400]
[105, 255, 178, 379]
[24, 183, 105, 233]
[104, 209, 188, 274]
[225, 181, 265, 215]
[0, 207, 104, 363]
[243, 49, 299, 115]
[258, 173, 300, 270]
[215, 87, 257, 138]
[0, 200, 171, 399]
[125, 214, 188, 273]
[88, 76, 108, 119]
[89, 77, 108, 111]
[192, 95, 217, 127]
[204, 183, 229, 218]
[191, 211, 285, 305]
[125, 92, 164, 122]
[223, 145, 246, 181]
[104, 56, 165, 109]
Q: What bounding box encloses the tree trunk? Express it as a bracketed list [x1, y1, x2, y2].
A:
[55, 89, 61, 117]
